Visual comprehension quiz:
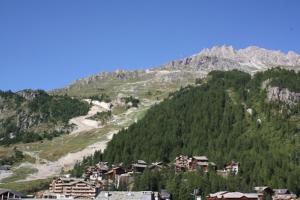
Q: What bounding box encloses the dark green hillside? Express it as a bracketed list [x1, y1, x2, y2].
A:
[73, 68, 300, 197]
[0, 90, 90, 145]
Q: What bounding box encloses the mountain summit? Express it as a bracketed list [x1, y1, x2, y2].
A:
[163, 45, 300, 73]
[54, 45, 300, 98]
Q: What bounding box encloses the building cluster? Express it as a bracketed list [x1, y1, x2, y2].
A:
[175, 155, 216, 172]
[1, 156, 298, 200]
[207, 187, 297, 200]
[44, 156, 239, 199]
[174, 155, 239, 176]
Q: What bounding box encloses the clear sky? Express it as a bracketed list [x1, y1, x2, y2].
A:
[1, 0, 299, 91]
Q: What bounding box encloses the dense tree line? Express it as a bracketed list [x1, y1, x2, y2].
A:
[88, 111, 112, 124]
[72, 69, 300, 198]
[0, 90, 90, 145]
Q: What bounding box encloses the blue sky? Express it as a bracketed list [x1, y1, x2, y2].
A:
[0, 0, 299, 91]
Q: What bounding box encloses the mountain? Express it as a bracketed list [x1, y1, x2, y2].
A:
[0, 90, 90, 146]
[53, 46, 300, 98]
[1, 45, 300, 192]
[74, 68, 300, 198]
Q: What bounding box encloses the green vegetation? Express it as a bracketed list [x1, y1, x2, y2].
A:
[0, 148, 24, 165]
[1, 166, 38, 183]
[252, 68, 300, 92]
[73, 68, 300, 197]
[0, 90, 90, 146]
[89, 93, 112, 103]
[28, 92, 90, 123]
[121, 96, 140, 108]
[133, 169, 246, 200]
[88, 111, 112, 124]
[0, 178, 51, 194]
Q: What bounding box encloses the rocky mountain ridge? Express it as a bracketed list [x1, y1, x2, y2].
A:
[54, 45, 300, 98]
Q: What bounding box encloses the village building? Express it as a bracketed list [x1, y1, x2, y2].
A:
[273, 189, 297, 200]
[84, 162, 109, 181]
[0, 189, 26, 200]
[254, 186, 274, 196]
[175, 155, 190, 172]
[158, 190, 171, 200]
[96, 191, 156, 200]
[175, 155, 215, 172]
[207, 191, 260, 200]
[131, 160, 148, 173]
[217, 161, 239, 177]
[116, 172, 135, 190]
[49, 177, 100, 199]
[225, 161, 239, 175]
[106, 166, 126, 180]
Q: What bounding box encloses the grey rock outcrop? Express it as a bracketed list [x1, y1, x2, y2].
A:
[53, 45, 300, 97]
[267, 87, 300, 106]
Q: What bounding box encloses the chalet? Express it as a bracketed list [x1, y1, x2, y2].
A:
[225, 161, 239, 175]
[106, 166, 126, 180]
[131, 160, 148, 173]
[116, 172, 135, 189]
[96, 191, 156, 200]
[207, 191, 260, 200]
[273, 189, 297, 200]
[254, 186, 274, 196]
[217, 161, 239, 177]
[84, 162, 109, 181]
[175, 155, 190, 172]
[175, 155, 215, 172]
[0, 189, 26, 200]
[49, 177, 100, 199]
[158, 190, 171, 200]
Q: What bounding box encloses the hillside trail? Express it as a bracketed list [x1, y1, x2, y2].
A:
[1, 98, 157, 182]
[69, 99, 110, 135]
[7, 100, 114, 182]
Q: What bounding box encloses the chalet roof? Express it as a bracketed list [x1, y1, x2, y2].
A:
[209, 191, 259, 199]
[223, 192, 259, 199]
[197, 161, 209, 166]
[96, 191, 154, 200]
[273, 189, 290, 195]
[132, 163, 148, 168]
[226, 161, 239, 168]
[254, 186, 273, 193]
[137, 160, 147, 164]
[55, 178, 94, 187]
[193, 156, 208, 161]
[96, 162, 109, 171]
[0, 188, 26, 198]
[209, 191, 228, 198]
[160, 190, 171, 198]
[151, 161, 163, 165]
[175, 155, 189, 160]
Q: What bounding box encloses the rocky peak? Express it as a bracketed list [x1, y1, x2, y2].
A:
[16, 89, 47, 101]
[198, 45, 300, 69]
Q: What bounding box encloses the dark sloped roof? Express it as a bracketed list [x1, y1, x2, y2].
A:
[0, 188, 26, 197]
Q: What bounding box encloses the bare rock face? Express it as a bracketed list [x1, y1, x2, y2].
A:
[16, 89, 45, 101]
[267, 87, 300, 106]
[54, 45, 300, 96]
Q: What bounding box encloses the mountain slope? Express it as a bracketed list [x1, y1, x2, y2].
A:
[96, 68, 300, 194]
[0, 90, 90, 146]
[53, 46, 300, 99]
